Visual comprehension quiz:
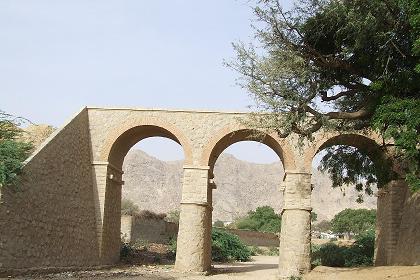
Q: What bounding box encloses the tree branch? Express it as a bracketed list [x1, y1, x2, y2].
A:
[320, 89, 357, 101]
[326, 108, 371, 120]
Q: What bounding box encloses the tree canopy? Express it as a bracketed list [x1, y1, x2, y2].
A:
[331, 208, 376, 235]
[0, 111, 32, 189]
[234, 206, 282, 233]
[227, 0, 420, 193]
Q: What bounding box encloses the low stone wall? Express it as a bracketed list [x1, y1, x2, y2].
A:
[121, 215, 178, 244]
[221, 228, 279, 247]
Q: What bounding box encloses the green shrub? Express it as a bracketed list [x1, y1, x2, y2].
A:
[311, 244, 322, 267]
[167, 237, 177, 259]
[211, 228, 251, 262]
[344, 230, 375, 267]
[165, 229, 251, 262]
[120, 241, 135, 260]
[249, 245, 264, 256]
[317, 243, 346, 267]
[312, 231, 375, 268]
[268, 246, 279, 256]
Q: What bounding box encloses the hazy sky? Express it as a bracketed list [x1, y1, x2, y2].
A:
[1, 0, 294, 163]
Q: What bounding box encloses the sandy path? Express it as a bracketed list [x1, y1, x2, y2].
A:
[7, 256, 420, 280]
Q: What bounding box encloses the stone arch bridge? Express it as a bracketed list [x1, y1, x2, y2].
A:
[0, 107, 411, 278]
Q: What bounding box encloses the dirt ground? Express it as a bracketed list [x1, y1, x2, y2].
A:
[4, 256, 420, 280]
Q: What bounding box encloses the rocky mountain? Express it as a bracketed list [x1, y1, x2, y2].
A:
[122, 149, 377, 223]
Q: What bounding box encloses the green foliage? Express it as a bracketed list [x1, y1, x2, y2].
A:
[227, 0, 420, 193]
[211, 228, 252, 262]
[0, 111, 32, 189]
[372, 96, 420, 192]
[267, 246, 279, 256]
[235, 206, 281, 233]
[311, 244, 322, 267]
[311, 230, 375, 267]
[313, 220, 332, 232]
[315, 243, 346, 267]
[166, 209, 180, 224]
[344, 230, 375, 267]
[121, 198, 140, 216]
[213, 220, 225, 228]
[311, 211, 318, 223]
[331, 209, 376, 235]
[249, 245, 264, 256]
[168, 237, 177, 258]
[120, 241, 134, 260]
[167, 229, 251, 262]
[318, 146, 383, 202]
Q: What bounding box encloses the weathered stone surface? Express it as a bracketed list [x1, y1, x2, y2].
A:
[1, 106, 415, 278]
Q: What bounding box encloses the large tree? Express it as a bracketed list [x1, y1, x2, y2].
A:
[234, 206, 282, 233]
[227, 0, 419, 193]
[331, 208, 376, 236]
[0, 111, 32, 189]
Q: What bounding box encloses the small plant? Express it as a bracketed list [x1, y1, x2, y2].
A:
[249, 245, 264, 256]
[168, 237, 177, 259]
[311, 244, 322, 267]
[132, 239, 149, 249]
[214, 220, 225, 228]
[267, 246, 279, 256]
[120, 241, 134, 260]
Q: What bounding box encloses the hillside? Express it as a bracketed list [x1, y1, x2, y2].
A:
[122, 149, 377, 222]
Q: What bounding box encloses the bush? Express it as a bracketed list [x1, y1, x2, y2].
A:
[166, 210, 180, 224]
[311, 230, 375, 268]
[212, 228, 252, 262]
[167, 237, 177, 259]
[344, 230, 375, 267]
[268, 246, 279, 256]
[317, 243, 346, 267]
[249, 245, 264, 256]
[311, 244, 322, 267]
[166, 228, 251, 262]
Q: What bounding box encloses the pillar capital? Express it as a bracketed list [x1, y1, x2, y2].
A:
[183, 165, 210, 170]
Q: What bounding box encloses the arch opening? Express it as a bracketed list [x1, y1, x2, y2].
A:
[205, 129, 288, 174]
[206, 130, 285, 270]
[108, 125, 186, 170]
[309, 134, 387, 240]
[101, 125, 189, 264]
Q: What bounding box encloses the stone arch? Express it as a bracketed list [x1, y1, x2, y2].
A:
[201, 126, 296, 174]
[303, 132, 391, 182]
[97, 118, 193, 263]
[100, 117, 193, 168]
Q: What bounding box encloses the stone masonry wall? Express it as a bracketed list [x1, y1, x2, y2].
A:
[0, 108, 100, 271]
[393, 191, 420, 264]
[120, 215, 178, 244]
[375, 182, 420, 265]
[1, 106, 417, 274]
[222, 228, 279, 247]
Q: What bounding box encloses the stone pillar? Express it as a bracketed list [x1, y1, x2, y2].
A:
[175, 165, 212, 273]
[375, 179, 407, 265]
[91, 161, 124, 264]
[278, 172, 312, 279]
